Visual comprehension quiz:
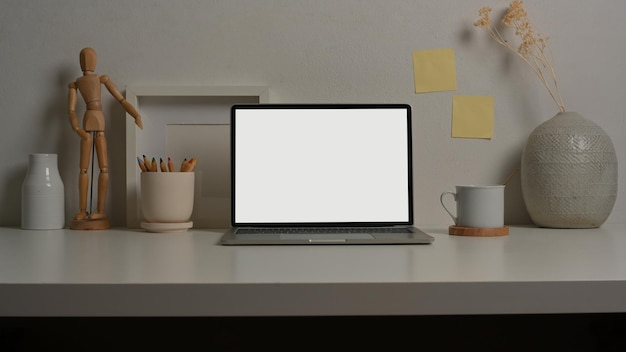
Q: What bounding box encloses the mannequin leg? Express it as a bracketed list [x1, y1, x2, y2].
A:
[74, 132, 92, 220]
[91, 132, 108, 220]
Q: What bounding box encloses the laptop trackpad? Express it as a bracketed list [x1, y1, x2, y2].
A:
[280, 233, 375, 240]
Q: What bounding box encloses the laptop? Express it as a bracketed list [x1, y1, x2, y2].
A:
[219, 104, 434, 245]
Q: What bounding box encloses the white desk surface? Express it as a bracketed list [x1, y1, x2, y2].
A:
[1, 225, 625, 317]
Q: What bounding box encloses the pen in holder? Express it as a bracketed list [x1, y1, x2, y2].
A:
[140, 172, 194, 233]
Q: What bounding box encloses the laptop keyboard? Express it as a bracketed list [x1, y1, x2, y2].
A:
[237, 227, 412, 235]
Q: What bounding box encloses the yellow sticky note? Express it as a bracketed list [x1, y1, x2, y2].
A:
[451, 95, 495, 139]
[413, 48, 457, 93]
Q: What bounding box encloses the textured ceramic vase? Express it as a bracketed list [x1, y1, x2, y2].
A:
[521, 111, 618, 228]
[21, 153, 65, 230]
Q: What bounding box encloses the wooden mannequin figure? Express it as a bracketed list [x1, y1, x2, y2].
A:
[68, 47, 143, 230]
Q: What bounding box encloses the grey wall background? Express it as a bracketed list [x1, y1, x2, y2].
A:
[1, 0, 624, 227]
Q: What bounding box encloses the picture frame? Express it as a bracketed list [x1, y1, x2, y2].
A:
[125, 86, 269, 228]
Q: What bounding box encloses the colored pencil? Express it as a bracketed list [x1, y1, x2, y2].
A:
[150, 157, 157, 172]
[143, 155, 152, 171]
[186, 158, 197, 172]
[137, 157, 148, 172]
[167, 157, 175, 172]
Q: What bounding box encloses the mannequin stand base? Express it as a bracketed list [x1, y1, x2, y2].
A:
[449, 225, 509, 237]
[70, 218, 111, 230]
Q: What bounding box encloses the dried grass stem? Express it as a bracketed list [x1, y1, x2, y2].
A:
[474, 1, 566, 112]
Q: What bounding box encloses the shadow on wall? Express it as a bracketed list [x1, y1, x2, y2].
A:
[500, 151, 532, 225]
[2, 65, 74, 227]
[107, 101, 128, 227]
[0, 168, 27, 227]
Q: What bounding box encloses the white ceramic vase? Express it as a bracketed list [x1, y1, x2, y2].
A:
[520, 111, 618, 228]
[21, 153, 65, 230]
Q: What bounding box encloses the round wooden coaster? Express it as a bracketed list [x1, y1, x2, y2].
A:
[449, 225, 509, 237]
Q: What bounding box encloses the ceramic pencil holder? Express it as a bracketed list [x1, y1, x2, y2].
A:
[140, 172, 194, 232]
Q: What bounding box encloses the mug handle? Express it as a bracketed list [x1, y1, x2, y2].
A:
[440, 191, 458, 225]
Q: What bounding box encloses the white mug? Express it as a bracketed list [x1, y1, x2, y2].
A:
[440, 185, 504, 228]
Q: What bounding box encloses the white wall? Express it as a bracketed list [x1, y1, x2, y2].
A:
[0, 0, 624, 227]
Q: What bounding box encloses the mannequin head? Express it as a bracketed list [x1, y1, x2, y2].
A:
[79, 47, 97, 73]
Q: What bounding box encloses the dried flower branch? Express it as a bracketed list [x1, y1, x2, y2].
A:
[474, 0, 566, 112]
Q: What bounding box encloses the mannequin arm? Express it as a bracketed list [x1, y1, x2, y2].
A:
[101, 75, 143, 129]
[68, 83, 90, 140]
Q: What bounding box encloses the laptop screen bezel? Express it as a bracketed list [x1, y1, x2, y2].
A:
[230, 103, 414, 228]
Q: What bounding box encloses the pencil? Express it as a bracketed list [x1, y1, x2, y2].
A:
[137, 156, 148, 172]
[167, 157, 175, 172]
[143, 155, 152, 171]
[186, 158, 197, 172]
[160, 158, 167, 172]
[150, 157, 158, 172]
[180, 158, 188, 172]
[181, 158, 196, 172]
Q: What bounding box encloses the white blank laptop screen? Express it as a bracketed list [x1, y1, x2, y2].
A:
[232, 105, 412, 225]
